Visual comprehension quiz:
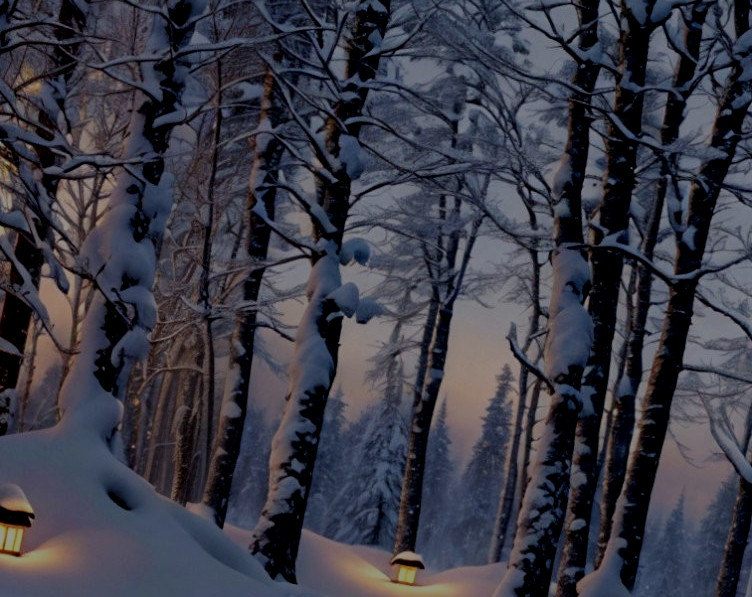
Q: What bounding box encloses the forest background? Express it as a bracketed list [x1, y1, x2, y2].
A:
[0, 0, 752, 596]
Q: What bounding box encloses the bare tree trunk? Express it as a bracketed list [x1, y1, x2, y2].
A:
[144, 345, 186, 485]
[171, 370, 200, 505]
[202, 64, 285, 527]
[595, 2, 709, 564]
[603, 9, 752, 585]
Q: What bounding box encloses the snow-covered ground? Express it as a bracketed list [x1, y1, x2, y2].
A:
[0, 424, 503, 596]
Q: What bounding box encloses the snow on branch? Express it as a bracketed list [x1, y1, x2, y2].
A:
[702, 394, 752, 483]
[507, 322, 554, 394]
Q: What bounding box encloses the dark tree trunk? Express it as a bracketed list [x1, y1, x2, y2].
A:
[393, 212, 481, 554]
[595, 2, 708, 563]
[556, 6, 650, 593]
[606, 14, 752, 585]
[171, 371, 200, 505]
[202, 66, 285, 528]
[495, 0, 598, 589]
[249, 2, 391, 582]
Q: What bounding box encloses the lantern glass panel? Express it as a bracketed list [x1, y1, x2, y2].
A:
[4, 527, 17, 552]
[396, 565, 417, 585]
[12, 528, 22, 553]
[0, 526, 5, 550]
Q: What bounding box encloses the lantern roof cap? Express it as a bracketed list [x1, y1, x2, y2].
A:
[0, 484, 34, 527]
[390, 551, 425, 569]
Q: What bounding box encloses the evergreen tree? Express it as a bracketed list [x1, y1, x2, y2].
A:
[226, 408, 275, 528]
[689, 477, 736, 596]
[417, 399, 456, 568]
[637, 494, 690, 597]
[451, 364, 513, 565]
[327, 376, 407, 548]
[306, 388, 347, 533]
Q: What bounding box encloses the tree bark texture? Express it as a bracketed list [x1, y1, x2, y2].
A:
[556, 4, 650, 592]
[202, 66, 285, 527]
[595, 1, 708, 563]
[494, 0, 598, 592]
[606, 16, 752, 586]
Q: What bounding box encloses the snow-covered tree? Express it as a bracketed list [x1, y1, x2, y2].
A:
[249, 0, 393, 581]
[57, 0, 209, 441]
[635, 494, 691, 597]
[326, 379, 407, 548]
[687, 476, 736, 597]
[201, 2, 291, 529]
[450, 364, 512, 566]
[597, 8, 752, 588]
[495, 0, 597, 590]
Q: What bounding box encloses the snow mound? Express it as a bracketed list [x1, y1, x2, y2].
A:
[226, 525, 505, 597]
[0, 424, 312, 597]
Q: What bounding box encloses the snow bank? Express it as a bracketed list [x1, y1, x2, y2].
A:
[227, 526, 504, 597]
[0, 425, 310, 597]
[1, 421, 507, 596]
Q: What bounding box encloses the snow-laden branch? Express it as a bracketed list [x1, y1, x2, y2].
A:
[702, 394, 752, 483]
[506, 322, 554, 393]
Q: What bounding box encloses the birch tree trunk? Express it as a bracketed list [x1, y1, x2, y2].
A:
[494, 0, 598, 589]
[600, 8, 752, 586]
[249, 1, 391, 581]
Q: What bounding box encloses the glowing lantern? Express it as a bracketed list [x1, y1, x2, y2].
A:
[0, 484, 34, 556]
[390, 551, 425, 585]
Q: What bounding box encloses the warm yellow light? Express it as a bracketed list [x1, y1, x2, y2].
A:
[0, 524, 24, 556]
[394, 564, 418, 585]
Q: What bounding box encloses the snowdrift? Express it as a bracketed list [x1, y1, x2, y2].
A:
[0, 420, 504, 596]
